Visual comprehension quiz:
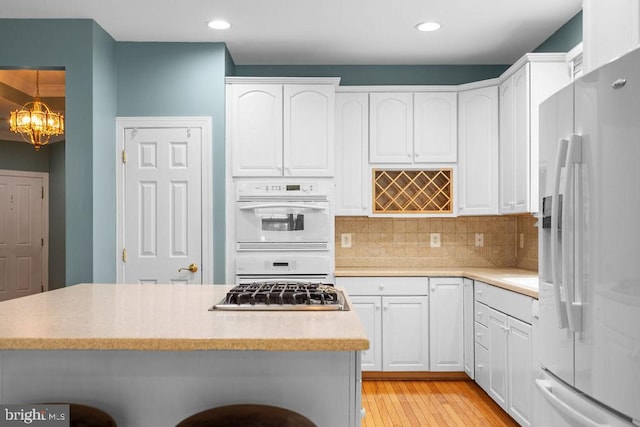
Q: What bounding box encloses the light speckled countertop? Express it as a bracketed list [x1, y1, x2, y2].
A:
[335, 267, 539, 298]
[0, 284, 369, 352]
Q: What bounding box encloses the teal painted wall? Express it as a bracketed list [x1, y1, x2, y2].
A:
[116, 42, 228, 282]
[233, 65, 509, 85]
[0, 19, 98, 286]
[49, 142, 66, 289]
[534, 11, 583, 53]
[0, 140, 50, 172]
[91, 23, 118, 283]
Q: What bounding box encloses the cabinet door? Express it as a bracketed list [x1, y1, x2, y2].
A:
[488, 307, 509, 411]
[458, 86, 499, 215]
[414, 92, 457, 163]
[369, 93, 413, 163]
[382, 296, 429, 371]
[463, 278, 475, 379]
[335, 93, 369, 215]
[475, 342, 490, 393]
[429, 278, 464, 372]
[283, 85, 335, 176]
[350, 296, 382, 371]
[230, 84, 283, 177]
[508, 316, 533, 426]
[512, 65, 530, 212]
[499, 76, 516, 212]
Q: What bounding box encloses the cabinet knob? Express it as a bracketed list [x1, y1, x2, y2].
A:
[407, 153, 412, 157]
[476, 332, 482, 337]
[477, 363, 484, 370]
[383, 304, 388, 311]
[476, 290, 483, 295]
[476, 311, 482, 316]
[379, 284, 384, 290]
[375, 304, 381, 311]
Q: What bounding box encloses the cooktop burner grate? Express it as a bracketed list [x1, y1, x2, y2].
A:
[211, 282, 349, 311]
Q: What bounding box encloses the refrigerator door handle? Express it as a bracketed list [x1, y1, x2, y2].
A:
[535, 379, 609, 427]
[562, 134, 583, 333]
[551, 138, 570, 329]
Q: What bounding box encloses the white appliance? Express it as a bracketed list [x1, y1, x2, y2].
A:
[232, 181, 335, 284]
[536, 47, 640, 426]
[235, 182, 331, 251]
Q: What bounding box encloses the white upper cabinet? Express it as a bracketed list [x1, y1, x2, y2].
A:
[230, 84, 283, 177]
[335, 93, 369, 216]
[414, 92, 457, 163]
[369, 92, 457, 164]
[284, 85, 335, 176]
[228, 79, 336, 177]
[369, 92, 413, 163]
[498, 55, 570, 214]
[458, 85, 499, 215]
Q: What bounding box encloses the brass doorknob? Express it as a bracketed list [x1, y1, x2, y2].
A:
[178, 263, 198, 273]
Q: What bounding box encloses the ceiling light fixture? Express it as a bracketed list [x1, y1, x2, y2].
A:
[415, 22, 442, 32]
[9, 70, 64, 151]
[207, 20, 231, 30]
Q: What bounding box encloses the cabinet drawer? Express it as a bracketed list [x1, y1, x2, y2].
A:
[474, 321, 489, 349]
[474, 281, 534, 324]
[336, 277, 428, 296]
[474, 301, 490, 326]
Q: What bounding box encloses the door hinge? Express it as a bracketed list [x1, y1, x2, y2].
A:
[41, 238, 44, 247]
[41, 284, 44, 293]
[42, 186, 44, 199]
[122, 150, 127, 164]
[122, 248, 127, 263]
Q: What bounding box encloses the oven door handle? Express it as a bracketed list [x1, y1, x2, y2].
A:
[238, 203, 327, 211]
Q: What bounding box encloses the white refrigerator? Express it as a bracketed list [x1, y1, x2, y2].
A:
[536, 46, 640, 426]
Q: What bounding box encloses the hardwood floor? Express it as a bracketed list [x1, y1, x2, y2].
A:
[361, 380, 519, 427]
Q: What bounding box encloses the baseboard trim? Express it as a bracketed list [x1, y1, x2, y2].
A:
[362, 371, 471, 381]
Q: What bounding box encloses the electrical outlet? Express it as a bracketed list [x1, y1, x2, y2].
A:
[341, 233, 352, 248]
[475, 233, 484, 247]
[430, 233, 441, 248]
[519, 233, 524, 248]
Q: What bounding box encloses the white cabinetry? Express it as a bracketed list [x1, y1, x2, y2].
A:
[428, 277, 464, 372]
[414, 92, 457, 163]
[369, 92, 457, 164]
[335, 93, 369, 215]
[474, 280, 534, 426]
[227, 79, 336, 177]
[463, 278, 475, 379]
[458, 84, 499, 215]
[337, 277, 429, 372]
[583, 0, 640, 74]
[498, 55, 570, 214]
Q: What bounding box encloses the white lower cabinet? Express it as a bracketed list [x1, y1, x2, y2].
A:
[474, 280, 534, 426]
[337, 277, 429, 372]
[429, 277, 464, 372]
[463, 278, 475, 379]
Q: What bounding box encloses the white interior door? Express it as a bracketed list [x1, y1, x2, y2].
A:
[0, 171, 47, 301]
[122, 126, 203, 284]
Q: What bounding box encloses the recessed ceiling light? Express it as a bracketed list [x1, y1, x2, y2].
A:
[415, 22, 441, 32]
[207, 20, 231, 30]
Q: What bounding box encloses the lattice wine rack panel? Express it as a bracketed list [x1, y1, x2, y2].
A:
[373, 169, 453, 214]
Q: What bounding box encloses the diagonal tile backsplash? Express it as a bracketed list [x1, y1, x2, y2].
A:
[335, 215, 538, 270]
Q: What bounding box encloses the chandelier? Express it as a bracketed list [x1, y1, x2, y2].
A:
[9, 70, 64, 151]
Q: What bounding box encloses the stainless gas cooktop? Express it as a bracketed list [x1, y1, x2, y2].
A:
[210, 282, 350, 311]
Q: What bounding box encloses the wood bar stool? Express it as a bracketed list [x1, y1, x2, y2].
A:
[177, 404, 316, 427]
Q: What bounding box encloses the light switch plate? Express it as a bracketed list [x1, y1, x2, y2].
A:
[430, 233, 441, 248]
[341, 233, 352, 248]
[475, 233, 484, 247]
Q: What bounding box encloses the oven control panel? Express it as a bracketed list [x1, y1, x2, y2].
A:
[237, 181, 332, 202]
[240, 183, 316, 195]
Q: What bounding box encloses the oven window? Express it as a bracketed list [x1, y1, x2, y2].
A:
[261, 214, 304, 231]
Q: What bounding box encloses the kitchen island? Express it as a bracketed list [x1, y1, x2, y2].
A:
[0, 284, 369, 426]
